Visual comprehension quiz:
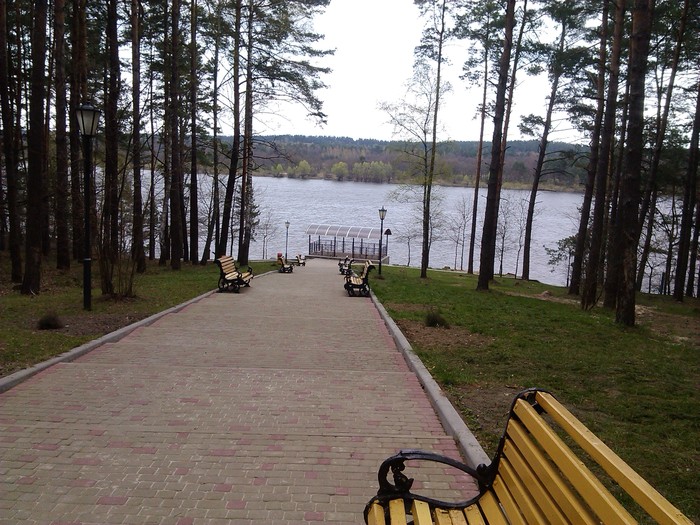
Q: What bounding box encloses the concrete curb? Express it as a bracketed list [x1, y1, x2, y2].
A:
[371, 292, 491, 469]
[0, 288, 218, 394]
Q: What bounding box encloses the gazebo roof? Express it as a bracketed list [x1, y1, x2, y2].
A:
[305, 224, 382, 240]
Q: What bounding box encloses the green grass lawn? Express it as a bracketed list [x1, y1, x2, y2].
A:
[0, 258, 274, 378]
[371, 266, 699, 522]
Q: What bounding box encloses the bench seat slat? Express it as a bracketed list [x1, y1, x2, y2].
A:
[411, 501, 433, 525]
[498, 456, 548, 524]
[432, 508, 453, 525]
[463, 504, 486, 525]
[389, 499, 408, 525]
[507, 419, 597, 524]
[502, 439, 571, 524]
[535, 391, 695, 525]
[491, 475, 527, 525]
[366, 502, 386, 525]
[513, 399, 636, 525]
[476, 491, 508, 524]
[446, 509, 467, 525]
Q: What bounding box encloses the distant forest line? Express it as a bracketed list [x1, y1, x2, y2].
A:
[235, 135, 589, 189]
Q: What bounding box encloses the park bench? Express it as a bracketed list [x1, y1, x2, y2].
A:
[214, 255, 253, 293]
[344, 260, 374, 297]
[338, 256, 354, 275]
[364, 388, 692, 525]
[276, 255, 294, 273]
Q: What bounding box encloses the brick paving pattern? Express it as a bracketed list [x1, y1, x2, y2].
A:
[0, 259, 478, 524]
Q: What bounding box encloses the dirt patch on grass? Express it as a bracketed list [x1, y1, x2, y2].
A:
[56, 312, 149, 337]
[388, 308, 506, 454]
[443, 383, 522, 455]
[636, 306, 700, 349]
[395, 318, 493, 351]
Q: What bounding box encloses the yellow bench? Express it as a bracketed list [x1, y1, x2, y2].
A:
[276, 255, 294, 273]
[214, 255, 253, 293]
[344, 260, 374, 297]
[364, 388, 692, 525]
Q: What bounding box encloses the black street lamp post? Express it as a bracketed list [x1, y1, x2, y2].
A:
[378, 207, 387, 275]
[285, 221, 290, 261]
[75, 103, 101, 311]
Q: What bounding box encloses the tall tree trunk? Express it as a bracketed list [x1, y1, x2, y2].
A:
[569, 0, 609, 296]
[0, 0, 22, 282]
[686, 200, 699, 298]
[148, 54, 156, 261]
[238, 0, 254, 265]
[582, 0, 625, 309]
[217, 0, 241, 257]
[159, 3, 171, 266]
[70, 0, 86, 261]
[170, 0, 183, 270]
[477, 0, 516, 291]
[674, 76, 699, 300]
[203, 12, 221, 264]
[635, 187, 657, 288]
[636, 0, 689, 262]
[615, 0, 655, 326]
[420, 0, 447, 279]
[468, 40, 489, 275]
[603, 80, 630, 308]
[101, 0, 120, 295]
[522, 18, 566, 281]
[41, 28, 52, 258]
[189, 0, 198, 264]
[22, 0, 49, 295]
[497, 0, 528, 190]
[54, 0, 70, 270]
[636, 0, 689, 291]
[131, 0, 146, 273]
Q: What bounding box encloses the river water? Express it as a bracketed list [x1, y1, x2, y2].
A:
[246, 177, 582, 287]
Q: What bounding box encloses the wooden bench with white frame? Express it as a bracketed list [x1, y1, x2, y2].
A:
[364, 388, 693, 525]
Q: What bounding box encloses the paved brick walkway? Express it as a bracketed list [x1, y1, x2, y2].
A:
[0, 259, 478, 524]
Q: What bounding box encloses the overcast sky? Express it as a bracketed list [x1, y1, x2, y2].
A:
[258, 0, 557, 142]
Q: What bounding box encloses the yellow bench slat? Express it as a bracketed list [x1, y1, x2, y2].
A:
[476, 491, 508, 524]
[447, 508, 468, 525]
[411, 500, 433, 525]
[502, 438, 571, 523]
[464, 504, 486, 525]
[536, 391, 695, 525]
[367, 502, 386, 525]
[388, 499, 408, 525]
[491, 474, 527, 525]
[433, 508, 454, 525]
[514, 399, 636, 525]
[507, 419, 597, 524]
[498, 456, 548, 523]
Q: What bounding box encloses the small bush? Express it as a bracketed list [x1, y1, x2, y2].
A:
[37, 313, 64, 330]
[425, 310, 450, 328]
